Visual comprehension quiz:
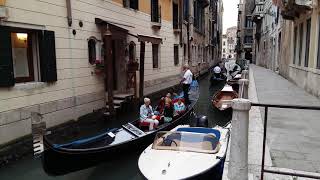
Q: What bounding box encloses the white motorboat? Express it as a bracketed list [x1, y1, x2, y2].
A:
[138, 124, 230, 180]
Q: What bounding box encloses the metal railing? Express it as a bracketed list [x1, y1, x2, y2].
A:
[251, 103, 320, 180]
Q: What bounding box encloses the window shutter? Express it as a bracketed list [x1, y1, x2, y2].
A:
[130, 0, 138, 10]
[0, 26, 15, 87]
[123, 0, 128, 8]
[151, 0, 159, 22]
[39, 30, 57, 82]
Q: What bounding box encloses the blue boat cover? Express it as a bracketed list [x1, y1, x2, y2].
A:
[176, 127, 221, 140]
[162, 128, 221, 150]
[53, 128, 118, 149]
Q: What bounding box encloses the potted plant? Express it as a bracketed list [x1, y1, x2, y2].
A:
[127, 59, 139, 72]
[94, 59, 104, 76]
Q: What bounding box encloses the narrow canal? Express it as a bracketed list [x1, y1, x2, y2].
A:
[0, 75, 231, 180]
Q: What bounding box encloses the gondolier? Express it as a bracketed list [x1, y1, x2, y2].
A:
[180, 64, 193, 104]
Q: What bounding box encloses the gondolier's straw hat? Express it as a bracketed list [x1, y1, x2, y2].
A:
[214, 66, 221, 74]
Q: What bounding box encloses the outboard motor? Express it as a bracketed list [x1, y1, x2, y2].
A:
[196, 115, 209, 128]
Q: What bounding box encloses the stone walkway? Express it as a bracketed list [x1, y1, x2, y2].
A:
[223, 65, 320, 180]
[251, 65, 320, 174]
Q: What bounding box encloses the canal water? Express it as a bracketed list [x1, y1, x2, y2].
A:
[0, 75, 231, 180]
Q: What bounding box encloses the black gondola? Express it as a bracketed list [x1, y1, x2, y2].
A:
[32, 88, 199, 176]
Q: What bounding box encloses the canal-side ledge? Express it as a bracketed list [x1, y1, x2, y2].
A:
[223, 65, 320, 180]
[222, 65, 272, 180]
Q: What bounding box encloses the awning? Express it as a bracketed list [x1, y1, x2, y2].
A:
[95, 18, 130, 33]
[138, 34, 162, 44]
[95, 18, 162, 44]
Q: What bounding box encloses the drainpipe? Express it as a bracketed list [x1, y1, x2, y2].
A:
[66, 0, 72, 27]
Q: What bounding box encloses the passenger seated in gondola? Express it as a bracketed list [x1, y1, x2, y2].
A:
[163, 100, 174, 123]
[155, 93, 173, 115]
[174, 98, 186, 116]
[229, 63, 241, 78]
[172, 92, 183, 102]
[140, 98, 159, 131]
[155, 97, 165, 114]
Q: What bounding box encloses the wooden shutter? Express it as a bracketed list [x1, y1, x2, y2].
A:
[152, 44, 159, 68]
[151, 0, 159, 22]
[130, 0, 138, 10]
[39, 30, 57, 82]
[0, 26, 15, 87]
[173, 2, 179, 29]
[174, 45, 179, 66]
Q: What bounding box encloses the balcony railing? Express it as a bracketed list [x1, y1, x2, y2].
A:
[255, 0, 265, 5]
[252, 3, 264, 22]
[280, 0, 312, 20]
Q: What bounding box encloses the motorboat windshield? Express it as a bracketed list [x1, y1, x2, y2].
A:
[151, 131, 220, 154]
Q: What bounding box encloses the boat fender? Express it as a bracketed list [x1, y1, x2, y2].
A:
[196, 115, 209, 128]
[216, 156, 224, 160]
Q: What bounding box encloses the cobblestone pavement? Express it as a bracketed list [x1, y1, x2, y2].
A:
[251, 65, 320, 173]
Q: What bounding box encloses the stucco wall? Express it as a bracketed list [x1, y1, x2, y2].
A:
[280, 7, 320, 98]
[0, 0, 183, 144]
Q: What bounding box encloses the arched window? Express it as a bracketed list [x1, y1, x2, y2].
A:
[129, 41, 136, 62]
[88, 38, 96, 65]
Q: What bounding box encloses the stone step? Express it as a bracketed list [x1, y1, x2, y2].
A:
[113, 93, 134, 100]
[113, 99, 124, 105]
[106, 104, 121, 110]
[103, 112, 110, 116]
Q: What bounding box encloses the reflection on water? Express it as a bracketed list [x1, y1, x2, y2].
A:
[0, 75, 231, 180]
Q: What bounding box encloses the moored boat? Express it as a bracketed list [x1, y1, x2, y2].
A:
[226, 74, 242, 93]
[212, 85, 238, 112]
[32, 86, 199, 176]
[138, 123, 230, 180]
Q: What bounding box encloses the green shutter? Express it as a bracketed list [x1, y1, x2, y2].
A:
[0, 26, 15, 87]
[39, 30, 57, 82]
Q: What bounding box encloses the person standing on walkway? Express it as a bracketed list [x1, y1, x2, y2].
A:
[180, 64, 193, 105]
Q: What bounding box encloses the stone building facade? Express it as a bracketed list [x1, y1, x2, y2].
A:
[252, 0, 282, 72]
[181, 0, 223, 76]
[222, 26, 237, 59]
[251, 0, 320, 98]
[0, 0, 222, 145]
[236, 0, 254, 62]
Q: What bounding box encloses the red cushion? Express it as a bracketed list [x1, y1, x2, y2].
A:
[139, 121, 151, 127]
[172, 98, 185, 104]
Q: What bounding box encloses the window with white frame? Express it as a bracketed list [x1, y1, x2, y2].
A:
[0, 26, 57, 87]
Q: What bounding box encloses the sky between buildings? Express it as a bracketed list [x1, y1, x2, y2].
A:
[222, 0, 238, 34]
